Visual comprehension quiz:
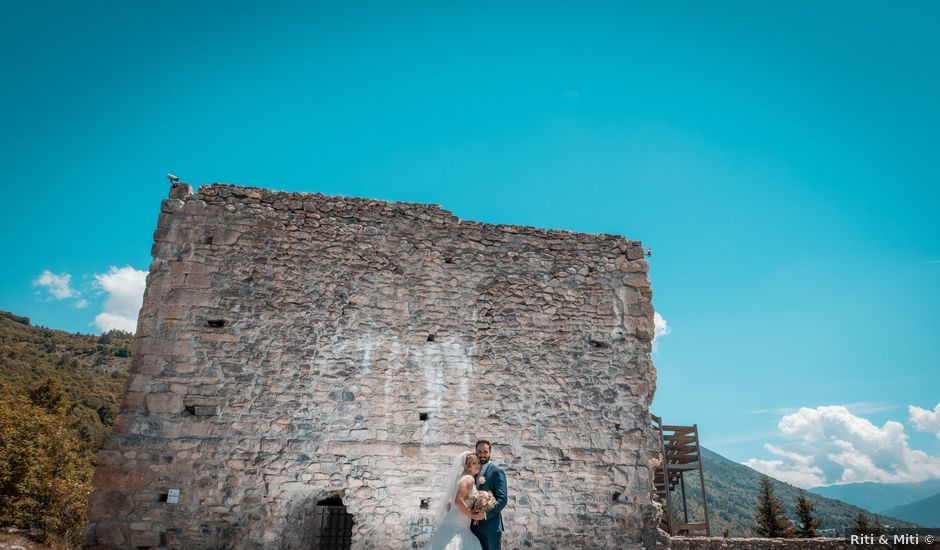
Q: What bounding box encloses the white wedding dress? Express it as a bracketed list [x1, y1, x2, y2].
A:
[424, 474, 483, 550]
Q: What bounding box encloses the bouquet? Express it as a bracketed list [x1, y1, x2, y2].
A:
[467, 490, 496, 514]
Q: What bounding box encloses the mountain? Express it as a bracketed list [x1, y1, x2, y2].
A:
[670, 447, 919, 536]
[809, 480, 940, 513]
[882, 491, 940, 527]
[0, 309, 132, 448]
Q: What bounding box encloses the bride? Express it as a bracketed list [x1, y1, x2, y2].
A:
[424, 451, 487, 550]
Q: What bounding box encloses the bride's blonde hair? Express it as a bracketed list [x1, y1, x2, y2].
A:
[464, 452, 480, 470]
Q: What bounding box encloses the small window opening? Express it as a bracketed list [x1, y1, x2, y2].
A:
[158, 493, 169, 503]
[427, 334, 435, 342]
[589, 339, 609, 349]
[612, 491, 622, 501]
[420, 498, 430, 509]
[207, 319, 225, 328]
[419, 412, 429, 421]
[184, 405, 196, 415]
[444, 257, 454, 264]
[615, 423, 621, 430]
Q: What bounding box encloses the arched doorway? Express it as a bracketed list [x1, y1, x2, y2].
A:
[309, 495, 354, 550]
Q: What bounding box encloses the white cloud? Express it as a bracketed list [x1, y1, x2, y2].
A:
[33, 270, 76, 299]
[745, 457, 826, 488]
[745, 406, 940, 488]
[93, 266, 147, 333]
[910, 403, 940, 439]
[652, 311, 670, 351]
[841, 401, 902, 415]
[749, 402, 898, 416]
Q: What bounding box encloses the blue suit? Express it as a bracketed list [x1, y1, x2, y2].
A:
[470, 461, 508, 550]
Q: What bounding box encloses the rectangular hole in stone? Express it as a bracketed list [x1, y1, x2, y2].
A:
[615, 423, 621, 430]
[420, 498, 430, 509]
[158, 492, 169, 503]
[427, 334, 435, 342]
[194, 405, 218, 416]
[207, 319, 226, 328]
[184, 405, 196, 416]
[590, 339, 609, 349]
[612, 491, 621, 501]
[419, 412, 429, 421]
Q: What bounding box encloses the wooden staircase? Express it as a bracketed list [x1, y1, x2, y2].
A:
[652, 414, 710, 536]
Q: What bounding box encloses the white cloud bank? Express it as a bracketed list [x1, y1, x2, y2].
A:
[653, 311, 670, 352]
[33, 270, 76, 299]
[910, 403, 940, 439]
[94, 266, 147, 333]
[745, 405, 940, 489]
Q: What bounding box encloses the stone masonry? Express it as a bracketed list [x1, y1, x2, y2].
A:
[86, 182, 663, 549]
[669, 537, 897, 550]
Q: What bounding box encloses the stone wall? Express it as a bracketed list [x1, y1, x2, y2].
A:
[86, 182, 661, 549]
[670, 537, 885, 550]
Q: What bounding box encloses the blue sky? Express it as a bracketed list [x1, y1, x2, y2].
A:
[2, 1, 938, 487]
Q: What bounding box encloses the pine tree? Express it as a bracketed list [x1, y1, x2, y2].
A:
[853, 512, 870, 532]
[795, 490, 821, 537]
[754, 475, 794, 538]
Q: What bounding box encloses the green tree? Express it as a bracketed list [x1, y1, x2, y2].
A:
[795, 490, 821, 537]
[0, 384, 92, 545]
[853, 512, 870, 532]
[27, 377, 67, 415]
[754, 475, 794, 538]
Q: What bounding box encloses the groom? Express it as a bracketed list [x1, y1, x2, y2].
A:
[471, 440, 508, 550]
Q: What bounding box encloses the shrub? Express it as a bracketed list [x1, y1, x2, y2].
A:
[0, 384, 93, 545]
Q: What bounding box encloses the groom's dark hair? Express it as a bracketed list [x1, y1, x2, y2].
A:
[475, 440, 492, 450]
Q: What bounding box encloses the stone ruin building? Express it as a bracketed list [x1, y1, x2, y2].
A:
[86, 182, 663, 549]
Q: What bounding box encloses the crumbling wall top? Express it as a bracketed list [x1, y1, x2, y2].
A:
[170, 182, 644, 252]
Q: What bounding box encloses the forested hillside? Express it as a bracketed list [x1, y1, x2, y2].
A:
[664, 447, 918, 536]
[0, 310, 133, 545]
[0, 310, 131, 448]
[882, 491, 940, 528]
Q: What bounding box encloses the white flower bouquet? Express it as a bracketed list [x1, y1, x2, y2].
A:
[467, 490, 496, 514]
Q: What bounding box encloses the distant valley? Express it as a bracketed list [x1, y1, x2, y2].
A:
[809, 479, 940, 516]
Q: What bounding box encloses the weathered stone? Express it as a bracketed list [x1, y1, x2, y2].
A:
[168, 182, 193, 199]
[669, 537, 866, 550]
[161, 199, 185, 213]
[87, 183, 662, 550]
[145, 392, 183, 414]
